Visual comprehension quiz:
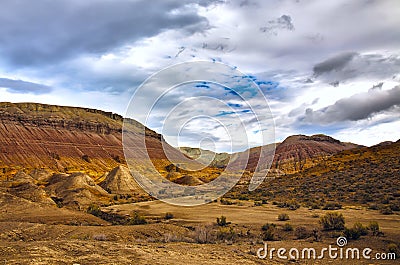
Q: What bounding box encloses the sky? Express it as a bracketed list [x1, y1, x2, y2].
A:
[0, 0, 400, 151]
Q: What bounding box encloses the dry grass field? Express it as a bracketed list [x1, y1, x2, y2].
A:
[0, 200, 398, 264]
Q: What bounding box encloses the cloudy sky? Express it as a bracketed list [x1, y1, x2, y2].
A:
[1, 0, 400, 151]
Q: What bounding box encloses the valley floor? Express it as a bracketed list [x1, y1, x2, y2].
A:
[0, 202, 398, 264]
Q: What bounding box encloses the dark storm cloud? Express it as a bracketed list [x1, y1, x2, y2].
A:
[0, 0, 211, 67]
[313, 52, 357, 76]
[0, 78, 52, 94]
[312, 52, 400, 83]
[301, 85, 400, 124]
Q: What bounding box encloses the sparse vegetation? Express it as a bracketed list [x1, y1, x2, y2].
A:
[261, 223, 276, 241]
[319, 212, 345, 231]
[165, 212, 174, 220]
[387, 243, 399, 258]
[278, 213, 290, 221]
[216, 227, 236, 242]
[129, 211, 147, 225]
[282, 223, 293, 231]
[216, 215, 230, 226]
[368, 221, 381, 236]
[311, 228, 322, 242]
[193, 225, 213, 244]
[87, 204, 102, 217]
[343, 223, 368, 240]
[322, 202, 342, 210]
[295, 226, 309, 239]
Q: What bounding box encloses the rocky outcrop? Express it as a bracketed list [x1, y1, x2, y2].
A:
[99, 165, 146, 195]
[46, 172, 110, 209]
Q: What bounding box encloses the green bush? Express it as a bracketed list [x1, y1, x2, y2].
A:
[278, 213, 290, 221]
[319, 212, 345, 231]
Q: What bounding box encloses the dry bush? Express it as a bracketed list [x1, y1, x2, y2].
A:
[278, 213, 290, 221]
[193, 225, 214, 244]
[319, 212, 345, 231]
[92, 234, 107, 241]
[295, 226, 309, 239]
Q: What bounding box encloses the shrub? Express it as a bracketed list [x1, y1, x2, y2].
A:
[217, 215, 230, 226]
[82, 154, 91, 163]
[129, 211, 147, 225]
[353, 222, 368, 236]
[387, 243, 399, 258]
[295, 226, 309, 239]
[261, 223, 276, 241]
[344, 227, 360, 240]
[389, 203, 400, 211]
[310, 203, 320, 210]
[319, 212, 345, 231]
[368, 221, 380, 236]
[282, 223, 293, 232]
[278, 213, 290, 221]
[380, 206, 393, 215]
[217, 227, 236, 242]
[165, 212, 174, 220]
[87, 204, 102, 217]
[194, 225, 213, 244]
[220, 198, 234, 205]
[343, 223, 368, 241]
[322, 202, 342, 210]
[311, 228, 322, 242]
[368, 204, 379, 210]
[254, 201, 263, 206]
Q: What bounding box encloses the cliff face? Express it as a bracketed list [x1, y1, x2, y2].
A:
[0, 102, 172, 177]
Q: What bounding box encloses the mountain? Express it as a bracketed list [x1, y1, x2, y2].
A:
[227, 140, 400, 211]
[0, 102, 188, 178]
[184, 134, 362, 175]
[269, 134, 362, 174]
